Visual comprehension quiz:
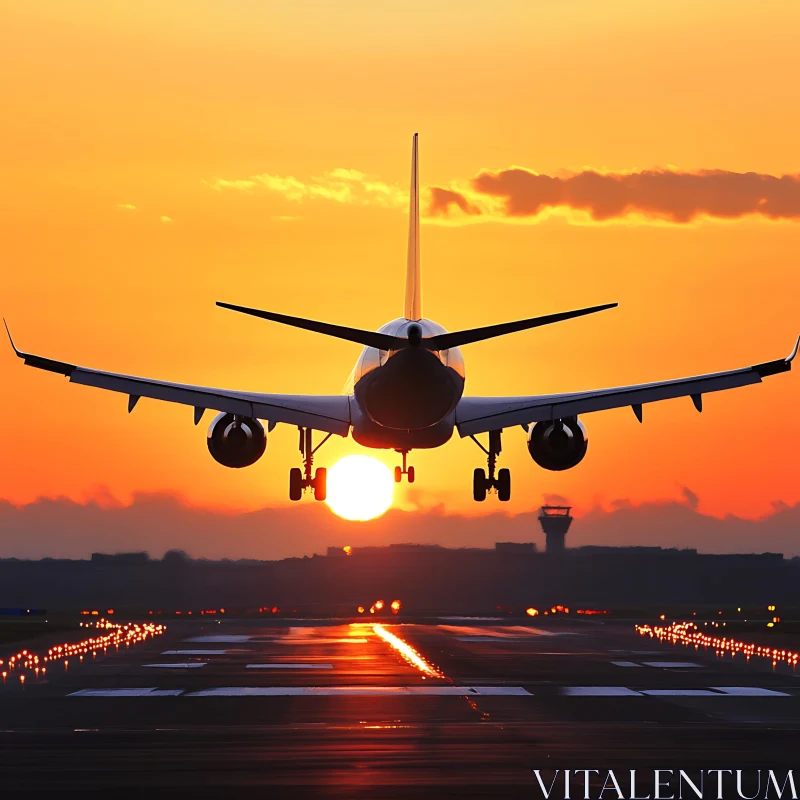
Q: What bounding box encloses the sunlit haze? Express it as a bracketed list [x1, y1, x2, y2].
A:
[1, 1, 799, 557]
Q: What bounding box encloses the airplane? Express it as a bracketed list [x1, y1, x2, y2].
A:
[5, 134, 798, 503]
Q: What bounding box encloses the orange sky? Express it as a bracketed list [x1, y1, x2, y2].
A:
[1, 0, 799, 526]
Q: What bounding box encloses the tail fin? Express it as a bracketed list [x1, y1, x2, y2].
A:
[404, 133, 422, 321]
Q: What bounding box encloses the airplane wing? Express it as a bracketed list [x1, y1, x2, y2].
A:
[4, 322, 350, 435]
[455, 336, 800, 436]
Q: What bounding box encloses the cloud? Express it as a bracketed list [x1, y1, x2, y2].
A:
[209, 168, 407, 209]
[429, 187, 481, 216]
[428, 167, 800, 224]
[681, 486, 700, 511]
[1, 490, 799, 561]
[160, 216, 172, 223]
[117, 203, 136, 210]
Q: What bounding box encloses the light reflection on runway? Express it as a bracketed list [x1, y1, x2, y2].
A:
[1, 617, 798, 795]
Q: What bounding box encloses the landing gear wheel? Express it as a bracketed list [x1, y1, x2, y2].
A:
[289, 467, 303, 501]
[313, 467, 327, 502]
[473, 468, 487, 502]
[407, 466, 415, 484]
[394, 466, 402, 483]
[497, 468, 511, 502]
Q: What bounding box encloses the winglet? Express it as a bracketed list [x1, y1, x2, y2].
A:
[2, 319, 75, 375]
[753, 334, 800, 377]
[3, 318, 21, 357]
[787, 334, 800, 364]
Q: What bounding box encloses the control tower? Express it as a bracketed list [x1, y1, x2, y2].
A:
[537, 506, 573, 553]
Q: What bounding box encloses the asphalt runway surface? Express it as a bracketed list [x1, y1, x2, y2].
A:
[1, 616, 798, 797]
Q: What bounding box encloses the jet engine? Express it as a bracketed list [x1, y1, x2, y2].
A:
[207, 412, 267, 468]
[527, 417, 588, 471]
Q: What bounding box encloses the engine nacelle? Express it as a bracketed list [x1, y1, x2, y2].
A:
[527, 417, 588, 471]
[207, 413, 267, 468]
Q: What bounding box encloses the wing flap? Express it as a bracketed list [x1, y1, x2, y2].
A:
[5, 322, 351, 435]
[456, 338, 798, 437]
[71, 368, 351, 434]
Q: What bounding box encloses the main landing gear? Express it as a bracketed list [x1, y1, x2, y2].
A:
[394, 450, 415, 483]
[289, 427, 330, 502]
[470, 429, 510, 502]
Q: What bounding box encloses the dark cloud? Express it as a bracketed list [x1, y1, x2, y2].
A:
[1, 491, 799, 560]
[428, 168, 800, 223]
[428, 187, 481, 217]
[681, 486, 700, 511]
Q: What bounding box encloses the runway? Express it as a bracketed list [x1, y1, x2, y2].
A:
[1, 617, 798, 796]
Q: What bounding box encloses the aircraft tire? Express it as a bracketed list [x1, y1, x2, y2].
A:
[473, 468, 487, 502]
[289, 467, 303, 501]
[497, 468, 511, 502]
[314, 467, 327, 502]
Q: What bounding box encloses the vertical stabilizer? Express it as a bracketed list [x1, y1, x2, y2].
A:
[404, 133, 422, 321]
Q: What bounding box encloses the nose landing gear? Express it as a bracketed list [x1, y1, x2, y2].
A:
[289, 427, 330, 502]
[394, 450, 415, 483]
[470, 429, 510, 502]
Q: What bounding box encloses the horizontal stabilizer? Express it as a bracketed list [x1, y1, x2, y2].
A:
[425, 303, 618, 351]
[217, 302, 399, 350]
[217, 301, 618, 351]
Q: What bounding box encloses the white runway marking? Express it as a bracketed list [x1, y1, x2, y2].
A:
[183, 635, 253, 643]
[69, 689, 183, 697]
[186, 685, 533, 697]
[246, 663, 334, 669]
[710, 687, 790, 696]
[162, 650, 246, 655]
[563, 686, 794, 698]
[456, 637, 522, 643]
[144, 663, 207, 669]
[563, 686, 642, 696]
[611, 661, 643, 667]
[642, 661, 703, 668]
[276, 638, 368, 645]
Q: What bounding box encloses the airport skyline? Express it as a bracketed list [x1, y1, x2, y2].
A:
[2, 1, 800, 531]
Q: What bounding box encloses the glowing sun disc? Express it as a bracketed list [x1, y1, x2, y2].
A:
[326, 455, 394, 521]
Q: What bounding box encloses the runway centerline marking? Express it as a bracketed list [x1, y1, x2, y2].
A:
[69, 689, 183, 697]
[184, 636, 253, 643]
[144, 663, 207, 669]
[642, 661, 703, 668]
[611, 661, 643, 667]
[563, 687, 642, 696]
[185, 686, 532, 697]
[246, 663, 334, 669]
[162, 650, 249, 655]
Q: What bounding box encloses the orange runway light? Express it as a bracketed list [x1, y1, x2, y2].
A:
[636, 621, 799, 670]
[357, 606, 365, 614]
[526, 608, 539, 617]
[374, 600, 385, 611]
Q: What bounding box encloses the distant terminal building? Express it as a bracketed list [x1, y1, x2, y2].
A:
[574, 546, 697, 556]
[537, 506, 574, 553]
[495, 542, 537, 555]
[91, 552, 149, 564]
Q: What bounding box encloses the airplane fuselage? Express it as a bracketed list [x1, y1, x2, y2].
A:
[347, 318, 465, 450]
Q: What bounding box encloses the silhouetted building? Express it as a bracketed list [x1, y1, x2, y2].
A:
[495, 542, 537, 554]
[91, 552, 149, 564]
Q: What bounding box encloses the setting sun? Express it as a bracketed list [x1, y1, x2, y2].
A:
[325, 455, 394, 521]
